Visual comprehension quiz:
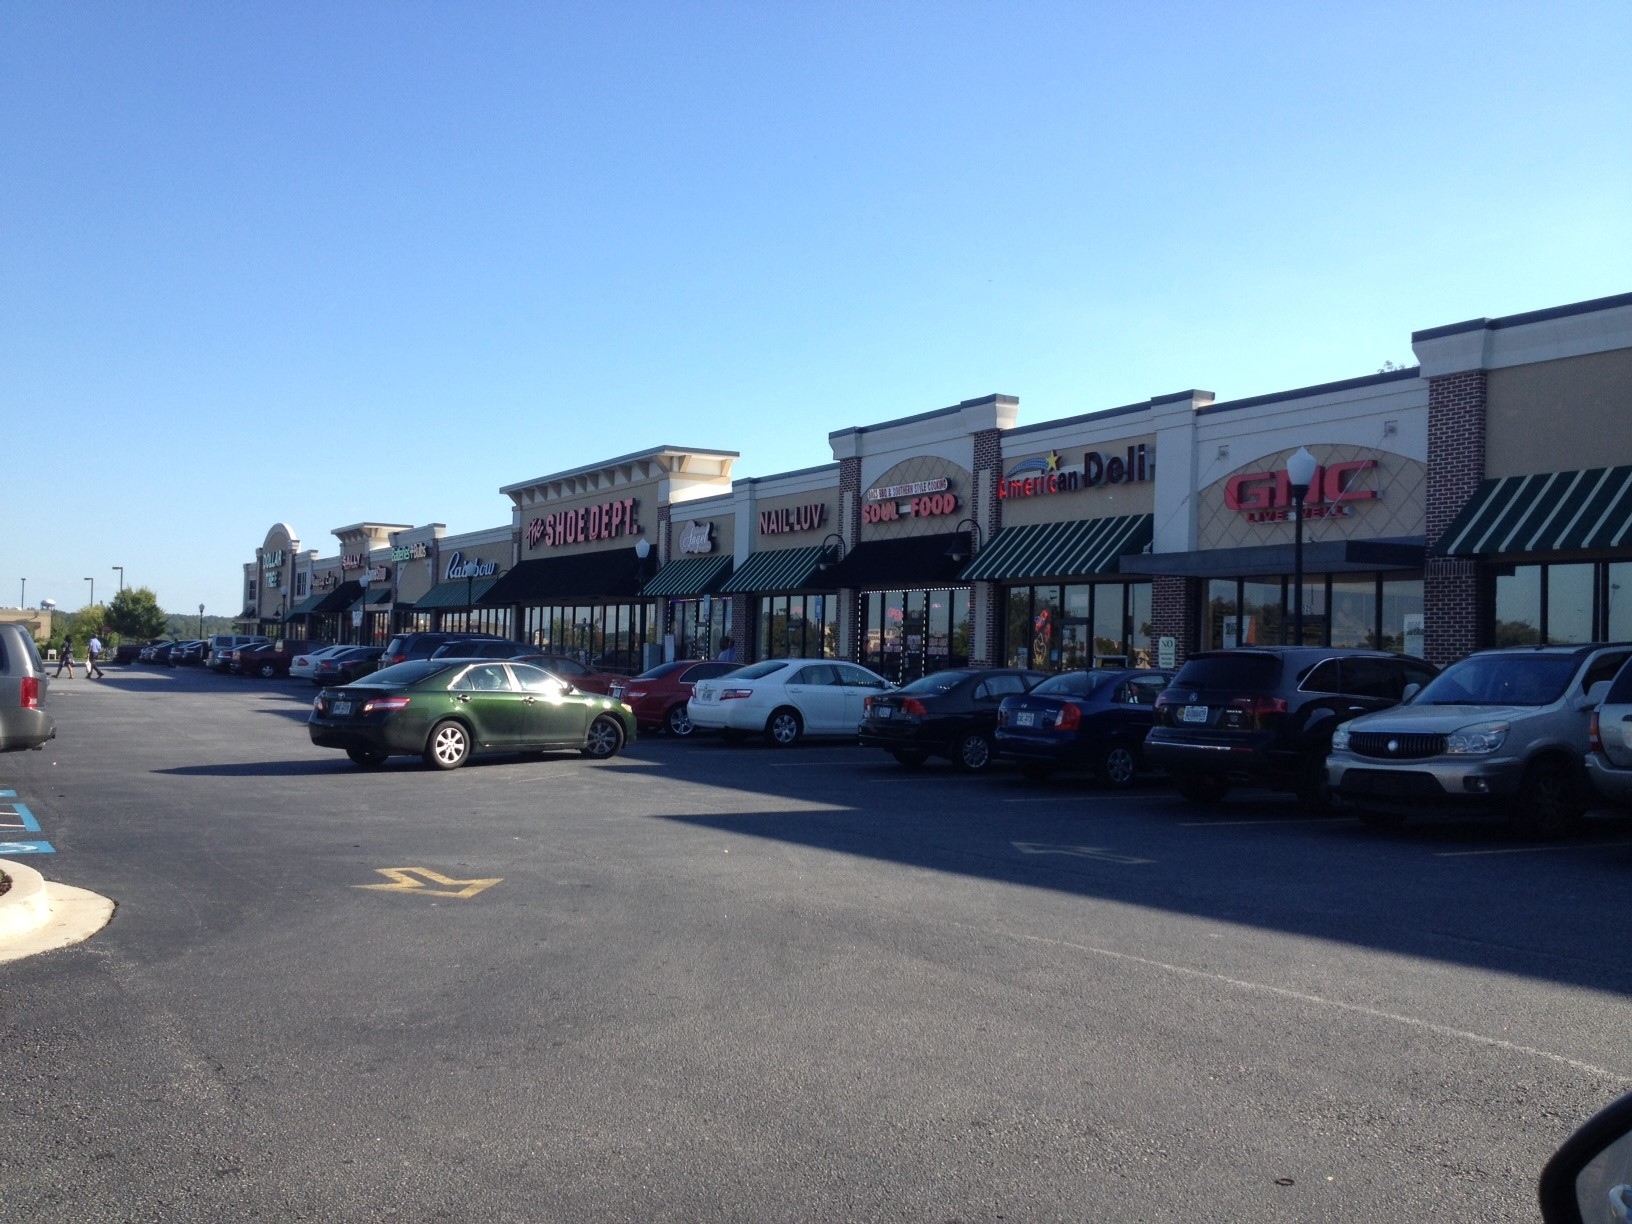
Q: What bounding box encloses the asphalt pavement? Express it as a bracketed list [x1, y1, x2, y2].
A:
[2, 664, 1630, 1221]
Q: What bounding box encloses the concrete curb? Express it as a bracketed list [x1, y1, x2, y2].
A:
[0, 859, 115, 963]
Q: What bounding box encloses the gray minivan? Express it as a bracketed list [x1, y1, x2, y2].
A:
[0, 622, 54, 752]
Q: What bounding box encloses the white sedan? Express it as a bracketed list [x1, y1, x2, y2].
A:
[687, 658, 893, 746]
[288, 645, 351, 681]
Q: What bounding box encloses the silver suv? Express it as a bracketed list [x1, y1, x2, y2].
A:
[0, 622, 54, 752]
[1327, 643, 1632, 837]
[1585, 657, 1632, 809]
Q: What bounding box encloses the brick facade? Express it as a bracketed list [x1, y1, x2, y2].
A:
[1151, 575, 1199, 667]
[970, 427, 1003, 666]
[1424, 370, 1487, 666]
[836, 456, 863, 660]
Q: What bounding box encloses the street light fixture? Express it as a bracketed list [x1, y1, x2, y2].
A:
[199, 604, 205, 638]
[113, 566, 124, 593]
[85, 576, 94, 609]
[1286, 447, 1319, 646]
[19, 578, 24, 610]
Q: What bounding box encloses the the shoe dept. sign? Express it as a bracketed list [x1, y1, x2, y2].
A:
[863, 477, 959, 523]
[759, 502, 828, 536]
[526, 497, 641, 549]
[1225, 458, 1378, 523]
[445, 551, 499, 580]
[677, 521, 715, 554]
[999, 445, 1154, 500]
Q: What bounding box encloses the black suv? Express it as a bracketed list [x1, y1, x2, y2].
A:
[378, 632, 511, 669]
[1145, 647, 1439, 806]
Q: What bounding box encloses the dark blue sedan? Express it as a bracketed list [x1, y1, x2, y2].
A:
[994, 668, 1173, 785]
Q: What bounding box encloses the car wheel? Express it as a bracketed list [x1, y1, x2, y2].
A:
[665, 705, 695, 738]
[582, 714, 626, 759]
[953, 732, 993, 773]
[765, 708, 802, 747]
[1019, 761, 1055, 782]
[1510, 756, 1585, 839]
[424, 720, 472, 770]
[1174, 774, 1229, 805]
[258, 662, 278, 679]
[346, 747, 388, 769]
[891, 749, 930, 768]
[1098, 744, 1138, 789]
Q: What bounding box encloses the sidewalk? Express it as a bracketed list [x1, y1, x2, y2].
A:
[0, 858, 114, 962]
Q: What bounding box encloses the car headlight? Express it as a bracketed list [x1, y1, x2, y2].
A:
[1445, 721, 1509, 754]
[1330, 726, 1351, 752]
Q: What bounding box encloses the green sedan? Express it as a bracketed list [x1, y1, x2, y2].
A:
[308, 658, 637, 770]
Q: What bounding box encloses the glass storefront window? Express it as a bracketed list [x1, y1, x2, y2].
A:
[1495, 566, 1542, 647]
[668, 597, 731, 660]
[1006, 588, 1032, 668]
[1092, 584, 1124, 663]
[1610, 563, 1632, 643]
[1381, 578, 1424, 656]
[1546, 563, 1594, 644]
[858, 588, 971, 683]
[1000, 581, 1152, 669]
[1207, 579, 1237, 651]
[758, 594, 831, 660]
[1329, 579, 1376, 649]
[1060, 586, 1092, 670]
[1129, 582, 1152, 667]
[1240, 581, 1282, 648]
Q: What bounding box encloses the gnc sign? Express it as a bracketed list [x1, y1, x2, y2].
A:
[1225, 458, 1379, 523]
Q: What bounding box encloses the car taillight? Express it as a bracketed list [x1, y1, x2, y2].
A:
[385, 654, 406, 665]
[1231, 695, 1288, 719]
[721, 688, 753, 700]
[362, 696, 411, 714]
[1589, 710, 1603, 754]
[901, 698, 929, 717]
[1055, 702, 1082, 731]
[21, 677, 39, 709]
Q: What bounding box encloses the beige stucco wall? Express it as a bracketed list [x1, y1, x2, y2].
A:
[748, 486, 843, 551]
[1486, 348, 1632, 478]
[1195, 445, 1425, 551]
[519, 478, 661, 561]
[996, 436, 1157, 528]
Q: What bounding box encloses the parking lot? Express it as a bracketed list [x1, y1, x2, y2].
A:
[4, 665, 1631, 1221]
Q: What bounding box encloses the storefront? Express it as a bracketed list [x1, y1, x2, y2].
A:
[640, 502, 735, 660]
[385, 525, 444, 635]
[405, 527, 512, 636]
[721, 467, 844, 662]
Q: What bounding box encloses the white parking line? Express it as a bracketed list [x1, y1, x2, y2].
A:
[1179, 816, 1350, 827]
[1435, 840, 1632, 858]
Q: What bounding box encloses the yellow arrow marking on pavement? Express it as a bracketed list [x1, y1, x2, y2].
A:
[355, 867, 503, 899]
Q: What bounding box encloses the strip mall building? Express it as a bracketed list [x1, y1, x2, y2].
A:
[242, 290, 1632, 680]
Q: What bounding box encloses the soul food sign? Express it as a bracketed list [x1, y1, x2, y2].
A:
[1225, 459, 1379, 523]
[526, 497, 640, 549]
[862, 478, 958, 524]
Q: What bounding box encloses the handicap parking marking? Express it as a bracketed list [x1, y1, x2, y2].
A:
[0, 840, 55, 855]
[0, 801, 43, 834]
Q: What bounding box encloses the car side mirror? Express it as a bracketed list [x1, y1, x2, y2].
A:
[1539, 1089, 1632, 1222]
[1578, 680, 1612, 710]
[1401, 682, 1422, 703]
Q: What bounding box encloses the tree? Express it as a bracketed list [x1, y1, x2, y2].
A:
[107, 587, 168, 640]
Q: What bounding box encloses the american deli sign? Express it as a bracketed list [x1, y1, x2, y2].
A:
[526, 498, 640, 549]
[999, 445, 1153, 500]
[1225, 459, 1379, 523]
[862, 478, 958, 524]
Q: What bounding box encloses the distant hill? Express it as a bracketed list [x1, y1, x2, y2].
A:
[165, 613, 241, 639]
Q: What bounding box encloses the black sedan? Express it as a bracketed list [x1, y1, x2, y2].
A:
[858, 668, 1047, 772]
[994, 668, 1173, 785]
[309, 659, 637, 769]
[311, 646, 385, 686]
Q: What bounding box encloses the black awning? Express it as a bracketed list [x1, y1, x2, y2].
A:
[1118, 537, 1426, 579]
[478, 548, 645, 605]
[284, 591, 328, 618]
[308, 580, 363, 615]
[1435, 466, 1632, 556]
[821, 533, 969, 590]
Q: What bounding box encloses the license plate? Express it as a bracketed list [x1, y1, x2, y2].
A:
[1015, 711, 1035, 727]
[333, 701, 353, 716]
[875, 706, 892, 719]
[610, 686, 624, 699]
[1181, 705, 1208, 723]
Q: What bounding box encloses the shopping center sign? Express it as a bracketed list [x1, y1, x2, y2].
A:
[1224, 459, 1379, 523]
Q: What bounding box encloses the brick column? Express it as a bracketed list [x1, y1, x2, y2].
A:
[970, 427, 1003, 666]
[837, 456, 862, 661]
[1424, 370, 1487, 666]
[1151, 575, 1199, 665]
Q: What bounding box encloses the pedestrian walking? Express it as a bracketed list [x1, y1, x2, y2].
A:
[55, 640, 77, 679]
[87, 634, 106, 679]
[716, 635, 736, 663]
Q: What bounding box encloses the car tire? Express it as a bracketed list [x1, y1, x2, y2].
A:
[1510, 756, 1586, 839]
[1098, 744, 1138, 789]
[258, 662, 278, 679]
[424, 719, 472, 770]
[1174, 774, 1229, 805]
[1019, 761, 1055, 782]
[582, 714, 626, 759]
[346, 747, 388, 769]
[953, 732, 993, 773]
[666, 705, 695, 738]
[891, 749, 930, 768]
[765, 708, 802, 748]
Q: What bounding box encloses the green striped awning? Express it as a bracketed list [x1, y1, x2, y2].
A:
[412, 577, 500, 610]
[641, 555, 733, 598]
[1435, 467, 1632, 556]
[284, 591, 328, 618]
[720, 545, 829, 594]
[959, 514, 1153, 581]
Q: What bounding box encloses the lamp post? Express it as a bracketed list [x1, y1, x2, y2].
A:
[945, 517, 985, 564]
[113, 566, 124, 593]
[1286, 447, 1319, 646]
[85, 576, 94, 610]
[19, 578, 24, 610]
[198, 604, 205, 638]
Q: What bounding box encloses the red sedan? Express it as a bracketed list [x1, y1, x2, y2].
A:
[612, 659, 742, 737]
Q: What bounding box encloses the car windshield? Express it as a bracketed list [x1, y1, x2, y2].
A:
[635, 661, 691, 680]
[359, 661, 456, 687]
[1412, 654, 1579, 706]
[733, 660, 790, 680]
[1033, 670, 1113, 697]
[898, 671, 977, 695]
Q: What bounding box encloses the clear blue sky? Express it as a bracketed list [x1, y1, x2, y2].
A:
[5, 1, 1629, 618]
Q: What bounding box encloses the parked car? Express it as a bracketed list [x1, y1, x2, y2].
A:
[232, 640, 315, 678]
[146, 641, 182, 665]
[115, 640, 156, 664]
[1146, 648, 1441, 806]
[308, 658, 636, 770]
[207, 634, 268, 671]
[1328, 643, 1632, 837]
[859, 667, 1048, 772]
[612, 659, 743, 737]
[169, 640, 208, 666]
[378, 631, 511, 669]
[312, 646, 385, 686]
[687, 657, 892, 746]
[1585, 655, 1632, 810]
[289, 645, 350, 682]
[995, 668, 1174, 784]
[0, 622, 53, 752]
